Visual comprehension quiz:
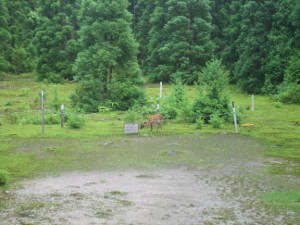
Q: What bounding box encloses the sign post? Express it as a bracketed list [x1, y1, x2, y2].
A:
[124, 123, 139, 134]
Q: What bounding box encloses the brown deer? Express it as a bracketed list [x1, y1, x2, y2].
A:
[140, 114, 163, 133]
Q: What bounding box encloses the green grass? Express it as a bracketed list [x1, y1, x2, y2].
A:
[262, 192, 300, 213]
[0, 73, 300, 180]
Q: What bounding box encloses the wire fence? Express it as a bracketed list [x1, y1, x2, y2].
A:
[1, 107, 299, 128]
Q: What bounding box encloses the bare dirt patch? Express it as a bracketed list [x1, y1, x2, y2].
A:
[1, 134, 299, 224]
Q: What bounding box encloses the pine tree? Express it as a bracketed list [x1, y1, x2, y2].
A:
[0, 0, 11, 74]
[35, 0, 79, 82]
[72, 0, 144, 111]
[146, 0, 214, 84]
[224, 0, 272, 93]
[263, 0, 300, 94]
[210, 0, 233, 58]
[0, 0, 36, 74]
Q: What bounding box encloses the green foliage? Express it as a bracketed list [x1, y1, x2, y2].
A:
[160, 80, 191, 120]
[0, 169, 10, 186]
[0, 0, 36, 74]
[198, 59, 229, 99]
[35, 0, 79, 82]
[48, 88, 63, 111]
[20, 88, 31, 97]
[194, 59, 231, 123]
[278, 54, 300, 103]
[71, 0, 145, 111]
[66, 110, 85, 129]
[123, 110, 138, 123]
[70, 79, 104, 113]
[106, 80, 145, 110]
[209, 116, 224, 128]
[160, 94, 178, 120]
[145, 0, 214, 84]
[279, 84, 300, 104]
[195, 117, 204, 129]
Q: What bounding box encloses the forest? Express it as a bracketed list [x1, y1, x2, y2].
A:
[1, 0, 300, 111]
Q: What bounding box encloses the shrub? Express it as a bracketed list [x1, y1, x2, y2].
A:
[195, 117, 204, 129]
[123, 110, 138, 123]
[0, 170, 10, 186]
[66, 111, 85, 129]
[107, 79, 145, 110]
[18, 113, 40, 125]
[279, 84, 300, 104]
[193, 94, 231, 123]
[193, 59, 231, 123]
[45, 113, 60, 125]
[274, 102, 283, 108]
[20, 88, 31, 97]
[160, 95, 178, 120]
[209, 116, 224, 129]
[70, 79, 104, 113]
[49, 88, 63, 111]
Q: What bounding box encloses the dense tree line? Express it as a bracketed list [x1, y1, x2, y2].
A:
[1, 0, 299, 106]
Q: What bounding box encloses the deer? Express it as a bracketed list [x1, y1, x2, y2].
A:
[140, 114, 163, 133]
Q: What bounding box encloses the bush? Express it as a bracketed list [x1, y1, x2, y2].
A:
[209, 116, 224, 128]
[279, 84, 300, 104]
[160, 95, 178, 120]
[195, 117, 204, 129]
[49, 88, 63, 111]
[160, 79, 190, 120]
[66, 111, 85, 129]
[123, 110, 138, 123]
[193, 94, 231, 123]
[193, 59, 231, 123]
[0, 170, 10, 186]
[70, 79, 104, 113]
[107, 79, 145, 110]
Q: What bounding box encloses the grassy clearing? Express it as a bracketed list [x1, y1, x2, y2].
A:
[1, 73, 300, 214]
[1, 74, 299, 175]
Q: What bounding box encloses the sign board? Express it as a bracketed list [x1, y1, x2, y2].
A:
[124, 123, 139, 134]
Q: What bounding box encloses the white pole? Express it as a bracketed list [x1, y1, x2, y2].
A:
[252, 95, 254, 112]
[61, 104, 65, 128]
[160, 81, 163, 99]
[232, 101, 238, 133]
[157, 82, 163, 112]
[41, 91, 45, 133]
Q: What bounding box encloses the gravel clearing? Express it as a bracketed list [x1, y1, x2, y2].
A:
[1, 135, 299, 224]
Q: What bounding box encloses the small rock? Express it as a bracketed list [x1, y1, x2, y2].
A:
[167, 151, 178, 156]
[103, 141, 113, 146]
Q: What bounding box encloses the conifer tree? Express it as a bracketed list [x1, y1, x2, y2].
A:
[72, 0, 144, 111]
[35, 0, 79, 82]
[0, 0, 11, 74]
[0, 0, 36, 74]
[146, 0, 214, 84]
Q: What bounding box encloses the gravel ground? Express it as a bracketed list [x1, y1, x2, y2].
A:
[1, 135, 299, 224]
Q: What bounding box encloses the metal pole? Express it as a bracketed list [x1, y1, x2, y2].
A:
[160, 81, 163, 99]
[158, 81, 163, 112]
[232, 101, 238, 133]
[41, 91, 45, 133]
[252, 95, 254, 112]
[61, 104, 64, 128]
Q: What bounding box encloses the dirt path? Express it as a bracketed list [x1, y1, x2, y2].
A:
[1, 135, 299, 224]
